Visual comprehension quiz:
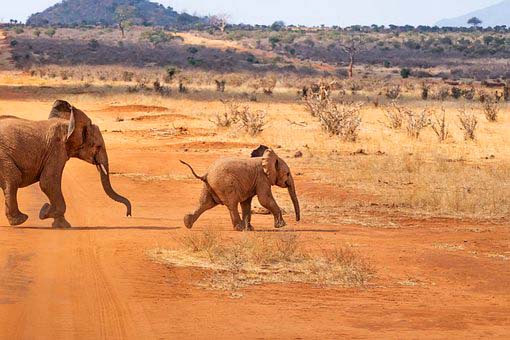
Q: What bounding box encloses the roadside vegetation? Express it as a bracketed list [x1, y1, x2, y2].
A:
[151, 230, 374, 293]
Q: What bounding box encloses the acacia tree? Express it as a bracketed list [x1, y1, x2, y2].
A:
[338, 35, 366, 79]
[468, 17, 482, 28]
[209, 13, 230, 33]
[115, 5, 135, 38]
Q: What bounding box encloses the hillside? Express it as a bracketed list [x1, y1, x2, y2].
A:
[26, 0, 202, 27]
[437, 0, 510, 27]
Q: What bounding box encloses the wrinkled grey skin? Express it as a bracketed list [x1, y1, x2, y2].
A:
[181, 145, 300, 231]
[0, 100, 131, 228]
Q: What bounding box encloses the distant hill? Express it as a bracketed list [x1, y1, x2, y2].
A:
[27, 0, 202, 27]
[437, 0, 510, 27]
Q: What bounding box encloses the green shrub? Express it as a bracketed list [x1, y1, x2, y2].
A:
[45, 27, 56, 38]
[400, 68, 411, 79]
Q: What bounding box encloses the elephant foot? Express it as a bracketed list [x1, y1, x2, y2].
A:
[274, 219, 286, 229]
[52, 217, 71, 229]
[8, 213, 28, 226]
[234, 223, 245, 232]
[184, 214, 194, 229]
[245, 223, 254, 231]
[39, 203, 51, 220]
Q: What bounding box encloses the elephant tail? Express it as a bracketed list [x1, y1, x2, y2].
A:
[180, 160, 206, 182]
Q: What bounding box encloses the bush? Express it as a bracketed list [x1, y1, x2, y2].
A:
[383, 101, 406, 129]
[400, 68, 411, 79]
[458, 109, 478, 140]
[33, 29, 41, 37]
[163, 66, 178, 83]
[430, 108, 450, 142]
[421, 83, 430, 100]
[317, 102, 362, 142]
[122, 71, 134, 82]
[268, 35, 281, 49]
[482, 98, 499, 122]
[210, 100, 242, 128]
[303, 81, 333, 117]
[141, 29, 174, 47]
[451, 87, 462, 99]
[210, 100, 266, 135]
[238, 106, 266, 136]
[45, 27, 56, 38]
[463, 87, 475, 101]
[385, 85, 401, 100]
[88, 39, 100, 50]
[405, 108, 430, 138]
[432, 87, 450, 101]
[246, 54, 258, 63]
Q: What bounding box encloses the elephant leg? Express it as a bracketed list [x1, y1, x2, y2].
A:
[3, 184, 28, 226]
[1, 166, 28, 226]
[257, 191, 286, 229]
[228, 204, 244, 231]
[184, 186, 218, 229]
[240, 197, 254, 231]
[39, 167, 70, 229]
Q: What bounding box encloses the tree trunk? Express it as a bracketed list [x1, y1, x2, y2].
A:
[119, 23, 125, 38]
[348, 54, 354, 79]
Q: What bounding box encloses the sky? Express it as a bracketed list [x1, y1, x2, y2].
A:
[0, 0, 503, 26]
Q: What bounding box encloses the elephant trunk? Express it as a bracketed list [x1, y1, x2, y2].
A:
[96, 150, 132, 217]
[287, 175, 300, 221]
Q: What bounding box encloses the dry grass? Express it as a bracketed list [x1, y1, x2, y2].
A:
[151, 231, 374, 291]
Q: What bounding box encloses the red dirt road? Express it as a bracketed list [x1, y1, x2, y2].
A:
[0, 151, 509, 339]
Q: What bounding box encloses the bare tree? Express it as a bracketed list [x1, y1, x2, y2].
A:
[115, 5, 135, 38]
[209, 13, 230, 33]
[338, 36, 366, 79]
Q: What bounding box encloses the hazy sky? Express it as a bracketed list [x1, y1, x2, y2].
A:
[1, 0, 503, 26]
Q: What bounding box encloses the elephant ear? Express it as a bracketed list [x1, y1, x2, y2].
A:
[251, 145, 269, 158]
[262, 148, 279, 185]
[49, 100, 92, 145]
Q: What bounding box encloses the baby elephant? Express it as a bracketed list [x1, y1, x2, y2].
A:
[181, 145, 300, 231]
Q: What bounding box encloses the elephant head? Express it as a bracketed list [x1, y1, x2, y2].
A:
[252, 145, 300, 221]
[49, 100, 132, 216]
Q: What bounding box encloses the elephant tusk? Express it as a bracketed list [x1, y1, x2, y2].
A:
[99, 164, 108, 175]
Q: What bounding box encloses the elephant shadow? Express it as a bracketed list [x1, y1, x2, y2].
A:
[12, 226, 181, 231]
[253, 228, 341, 233]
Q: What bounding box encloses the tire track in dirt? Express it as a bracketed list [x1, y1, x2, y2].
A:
[0, 164, 147, 339]
[73, 236, 129, 339]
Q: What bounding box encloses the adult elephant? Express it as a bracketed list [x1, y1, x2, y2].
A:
[0, 100, 131, 228]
